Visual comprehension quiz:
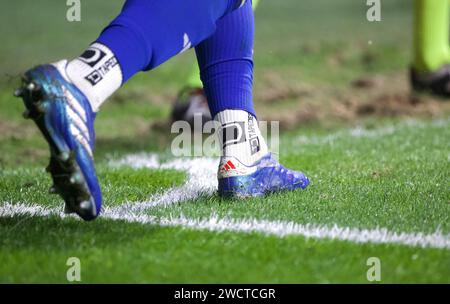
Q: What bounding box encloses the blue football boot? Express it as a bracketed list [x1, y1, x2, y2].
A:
[218, 153, 310, 198]
[14, 60, 101, 221]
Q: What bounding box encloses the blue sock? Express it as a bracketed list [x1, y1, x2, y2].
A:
[195, 0, 255, 118]
[95, 0, 245, 82]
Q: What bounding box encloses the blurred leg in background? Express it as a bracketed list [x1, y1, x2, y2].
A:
[411, 0, 450, 97]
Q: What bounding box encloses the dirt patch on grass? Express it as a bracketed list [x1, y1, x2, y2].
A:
[0, 120, 49, 165]
[0, 120, 37, 140]
[111, 84, 177, 107]
[255, 72, 313, 104]
[355, 93, 442, 117]
[256, 71, 450, 130]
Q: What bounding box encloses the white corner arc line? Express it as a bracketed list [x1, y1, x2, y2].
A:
[1, 152, 449, 250]
[1, 202, 449, 249]
[108, 154, 218, 213]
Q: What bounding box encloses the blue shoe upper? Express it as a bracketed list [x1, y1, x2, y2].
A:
[25, 64, 102, 218]
[218, 153, 310, 197]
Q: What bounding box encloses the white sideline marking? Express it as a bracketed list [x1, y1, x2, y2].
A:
[2, 153, 450, 249]
[1, 202, 449, 249]
[2, 122, 450, 251]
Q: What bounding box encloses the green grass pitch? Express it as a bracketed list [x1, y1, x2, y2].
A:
[0, 0, 449, 283]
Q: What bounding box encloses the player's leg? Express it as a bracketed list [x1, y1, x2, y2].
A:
[185, 0, 260, 88]
[195, 1, 309, 197]
[14, 0, 247, 220]
[411, 0, 450, 97]
[172, 0, 261, 125]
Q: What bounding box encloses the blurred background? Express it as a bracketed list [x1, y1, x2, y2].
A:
[0, 0, 446, 165]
